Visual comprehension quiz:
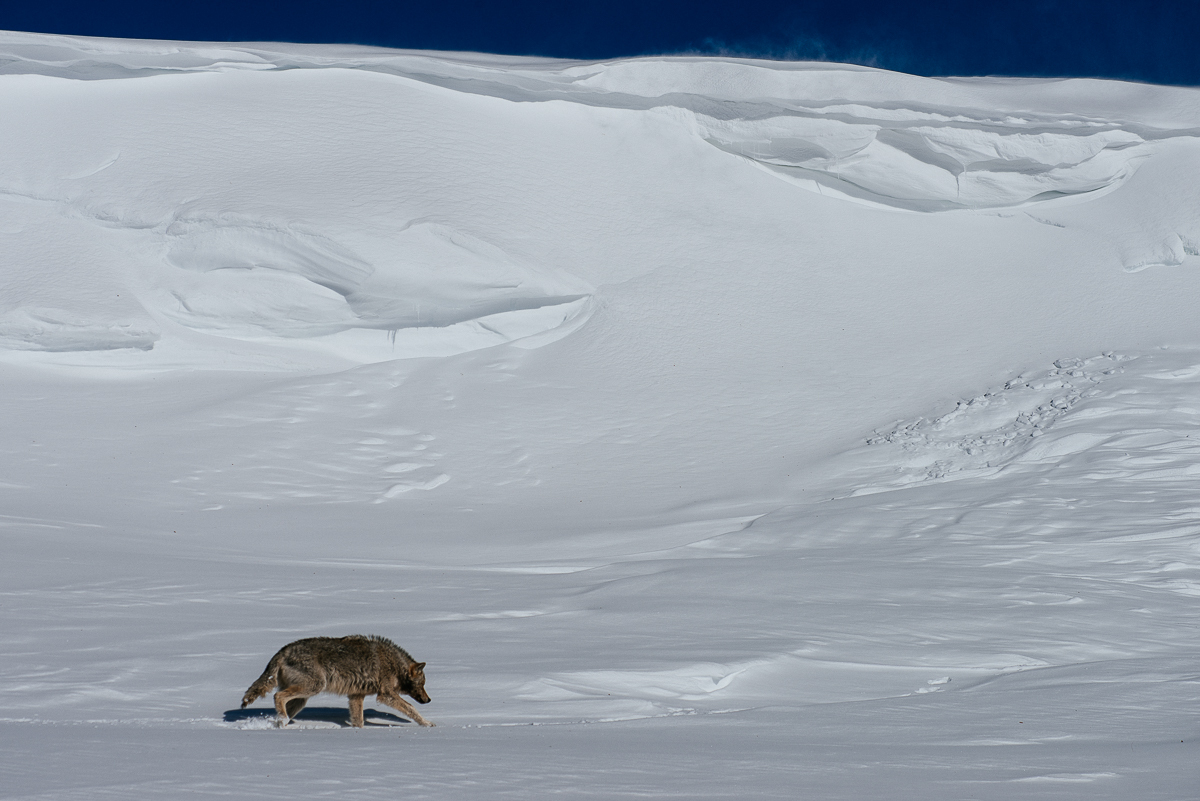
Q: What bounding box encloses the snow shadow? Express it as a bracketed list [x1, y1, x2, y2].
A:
[223, 706, 414, 728]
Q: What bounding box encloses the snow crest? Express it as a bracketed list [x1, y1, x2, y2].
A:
[699, 114, 1150, 211]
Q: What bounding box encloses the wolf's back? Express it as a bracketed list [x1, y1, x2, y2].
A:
[241, 649, 283, 708]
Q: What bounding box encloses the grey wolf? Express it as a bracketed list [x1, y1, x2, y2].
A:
[241, 634, 434, 728]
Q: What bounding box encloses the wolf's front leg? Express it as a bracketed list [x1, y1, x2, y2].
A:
[378, 693, 435, 727]
[348, 695, 366, 728]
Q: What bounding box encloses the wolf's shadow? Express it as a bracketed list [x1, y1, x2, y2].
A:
[224, 706, 413, 727]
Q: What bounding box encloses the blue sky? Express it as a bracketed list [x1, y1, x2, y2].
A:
[4, 1, 1198, 85]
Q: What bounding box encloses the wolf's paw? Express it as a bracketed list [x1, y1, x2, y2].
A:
[274, 717, 290, 728]
[421, 720, 436, 728]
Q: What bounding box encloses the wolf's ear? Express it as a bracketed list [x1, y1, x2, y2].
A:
[413, 662, 426, 672]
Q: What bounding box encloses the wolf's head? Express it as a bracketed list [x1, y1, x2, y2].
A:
[404, 661, 431, 704]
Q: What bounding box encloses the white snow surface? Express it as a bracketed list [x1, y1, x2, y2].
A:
[2, 30, 1200, 799]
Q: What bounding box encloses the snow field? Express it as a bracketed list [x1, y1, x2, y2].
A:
[2, 30, 1200, 799]
[4, 349, 1200, 797]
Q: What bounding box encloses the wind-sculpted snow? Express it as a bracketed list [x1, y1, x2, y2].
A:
[158, 215, 587, 340]
[3, 30, 1200, 800]
[4, 33, 1193, 216]
[0, 79, 595, 368]
[698, 113, 1152, 211]
[0, 306, 158, 351]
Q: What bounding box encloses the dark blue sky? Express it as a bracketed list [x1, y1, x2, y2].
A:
[4, 1, 1199, 86]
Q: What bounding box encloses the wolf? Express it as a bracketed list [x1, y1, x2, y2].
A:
[240, 634, 434, 728]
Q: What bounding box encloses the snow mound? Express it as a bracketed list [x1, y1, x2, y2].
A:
[158, 216, 585, 339]
[0, 199, 592, 370]
[156, 210, 593, 367]
[517, 656, 1006, 718]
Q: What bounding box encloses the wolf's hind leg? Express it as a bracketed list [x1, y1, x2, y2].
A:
[348, 695, 366, 728]
[273, 686, 309, 728]
[285, 697, 308, 720]
[378, 693, 435, 727]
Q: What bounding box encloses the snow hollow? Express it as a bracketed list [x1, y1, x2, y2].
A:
[2, 30, 1199, 799]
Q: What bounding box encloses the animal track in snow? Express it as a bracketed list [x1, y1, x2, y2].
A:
[861, 353, 1128, 488]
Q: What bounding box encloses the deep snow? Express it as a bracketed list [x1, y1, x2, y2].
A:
[1, 29, 1199, 799]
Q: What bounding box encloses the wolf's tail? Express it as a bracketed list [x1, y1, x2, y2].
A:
[241, 651, 282, 708]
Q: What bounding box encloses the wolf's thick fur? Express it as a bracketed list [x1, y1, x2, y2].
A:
[241, 634, 434, 728]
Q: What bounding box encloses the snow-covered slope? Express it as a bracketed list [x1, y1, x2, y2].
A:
[2, 30, 1199, 799]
